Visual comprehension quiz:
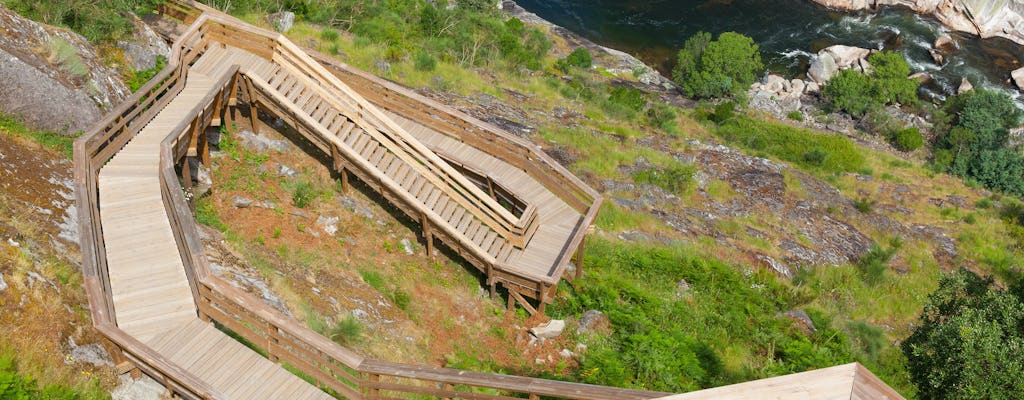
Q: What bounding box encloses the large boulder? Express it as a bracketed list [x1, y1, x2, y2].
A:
[823, 45, 871, 69]
[117, 14, 171, 71]
[0, 6, 128, 133]
[808, 45, 872, 84]
[1012, 67, 1024, 90]
[808, 52, 837, 83]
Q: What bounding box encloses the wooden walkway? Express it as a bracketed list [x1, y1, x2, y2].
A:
[72, 2, 904, 398]
[97, 49, 333, 399]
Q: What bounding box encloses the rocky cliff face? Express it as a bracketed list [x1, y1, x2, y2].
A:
[809, 0, 1024, 45]
[0, 7, 128, 133]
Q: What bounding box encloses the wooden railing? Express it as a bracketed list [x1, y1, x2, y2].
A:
[194, 16, 539, 249]
[74, 7, 661, 399]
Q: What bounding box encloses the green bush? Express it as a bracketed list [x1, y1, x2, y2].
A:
[413, 51, 437, 72]
[320, 28, 340, 42]
[822, 69, 876, 116]
[644, 103, 678, 132]
[631, 163, 697, 195]
[48, 38, 88, 79]
[673, 31, 764, 99]
[4, 0, 146, 42]
[709, 101, 735, 124]
[561, 47, 593, 70]
[606, 86, 646, 113]
[890, 127, 924, 152]
[787, 110, 804, 121]
[855, 240, 899, 284]
[822, 51, 919, 116]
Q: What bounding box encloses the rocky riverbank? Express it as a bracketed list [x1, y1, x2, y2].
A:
[809, 0, 1024, 46]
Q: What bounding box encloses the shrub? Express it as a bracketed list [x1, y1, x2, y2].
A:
[673, 31, 764, 99]
[413, 51, 437, 72]
[562, 47, 592, 69]
[855, 240, 899, 284]
[125, 55, 167, 92]
[822, 69, 876, 116]
[47, 38, 89, 79]
[823, 51, 919, 116]
[606, 86, 646, 113]
[709, 101, 735, 124]
[645, 103, 678, 131]
[787, 110, 804, 121]
[326, 315, 363, 346]
[631, 163, 697, 195]
[890, 127, 924, 152]
[291, 181, 318, 208]
[853, 197, 876, 213]
[320, 28, 340, 42]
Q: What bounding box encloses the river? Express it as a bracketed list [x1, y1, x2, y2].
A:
[516, 0, 1024, 101]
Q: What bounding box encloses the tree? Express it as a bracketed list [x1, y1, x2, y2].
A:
[866, 51, 918, 106]
[672, 32, 763, 99]
[932, 89, 1024, 195]
[822, 69, 876, 116]
[901, 269, 1024, 399]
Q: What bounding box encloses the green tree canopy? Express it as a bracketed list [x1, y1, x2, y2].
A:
[901, 269, 1024, 399]
[672, 31, 763, 99]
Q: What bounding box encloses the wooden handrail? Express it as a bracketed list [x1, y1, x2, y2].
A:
[194, 13, 539, 248]
[76, 6, 649, 399]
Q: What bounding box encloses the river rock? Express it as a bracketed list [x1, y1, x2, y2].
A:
[958, 77, 974, 94]
[265, 11, 295, 33]
[0, 7, 128, 133]
[823, 45, 871, 69]
[934, 34, 956, 52]
[808, 52, 837, 83]
[529, 319, 565, 339]
[117, 14, 171, 71]
[1012, 67, 1024, 90]
[929, 49, 945, 65]
[791, 79, 806, 94]
[764, 74, 788, 93]
[909, 71, 932, 83]
[806, 0, 1024, 47]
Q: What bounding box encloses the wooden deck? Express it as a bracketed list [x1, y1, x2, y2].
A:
[71, 2, 905, 398]
[97, 50, 332, 399]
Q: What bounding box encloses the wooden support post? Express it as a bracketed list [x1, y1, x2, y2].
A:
[181, 157, 193, 191]
[267, 323, 280, 363]
[573, 233, 588, 280]
[241, 77, 260, 133]
[442, 383, 455, 400]
[421, 213, 434, 258]
[331, 145, 349, 194]
[486, 264, 496, 298]
[367, 374, 380, 398]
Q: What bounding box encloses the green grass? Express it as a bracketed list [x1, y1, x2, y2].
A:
[0, 113, 77, 157]
[47, 37, 89, 79]
[549, 238, 913, 392]
[714, 116, 865, 174]
[125, 56, 167, 92]
[631, 162, 696, 195]
[0, 355, 106, 400]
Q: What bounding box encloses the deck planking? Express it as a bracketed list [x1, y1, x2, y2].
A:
[98, 48, 332, 399]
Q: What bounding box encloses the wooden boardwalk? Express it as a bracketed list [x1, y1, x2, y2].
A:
[97, 49, 333, 399]
[71, 2, 904, 398]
